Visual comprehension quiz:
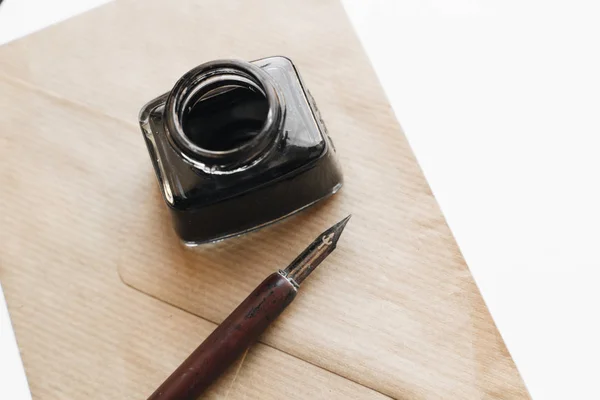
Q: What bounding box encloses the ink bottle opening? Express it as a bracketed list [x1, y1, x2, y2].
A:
[165, 60, 285, 171]
[139, 56, 343, 245]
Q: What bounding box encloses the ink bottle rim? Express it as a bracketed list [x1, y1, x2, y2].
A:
[164, 59, 285, 171]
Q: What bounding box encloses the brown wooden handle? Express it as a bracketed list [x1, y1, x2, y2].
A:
[147, 272, 297, 400]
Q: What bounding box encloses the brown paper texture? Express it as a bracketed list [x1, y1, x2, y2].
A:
[0, 0, 529, 398]
[0, 75, 387, 399]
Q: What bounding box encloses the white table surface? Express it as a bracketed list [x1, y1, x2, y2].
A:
[0, 284, 31, 400]
[0, 0, 110, 44]
[2, 1, 599, 399]
[342, 1, 600, 399]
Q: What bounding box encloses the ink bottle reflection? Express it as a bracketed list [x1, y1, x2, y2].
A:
[139, 57, 343, 245]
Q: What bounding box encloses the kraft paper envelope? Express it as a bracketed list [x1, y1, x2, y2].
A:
[0, 0, 529, 398]
[0, 76, 385, 400]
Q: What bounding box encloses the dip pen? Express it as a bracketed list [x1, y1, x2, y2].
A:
[147, 215, 351, 400]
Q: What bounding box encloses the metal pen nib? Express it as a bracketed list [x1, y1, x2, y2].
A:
[281, 215, 351, 287]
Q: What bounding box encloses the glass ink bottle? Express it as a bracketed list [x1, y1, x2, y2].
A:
[139, 57, 343, 245]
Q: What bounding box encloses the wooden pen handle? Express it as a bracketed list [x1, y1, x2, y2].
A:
[147, 272, 297, 400]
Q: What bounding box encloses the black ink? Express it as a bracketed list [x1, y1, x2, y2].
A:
[139, 57, 343, 244]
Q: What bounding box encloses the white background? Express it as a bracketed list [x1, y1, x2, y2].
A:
[0, 0, 110, 44]
[1, 285, 31, 400]
[342, 1, 600, 399]
[2, 1, 599, 399]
